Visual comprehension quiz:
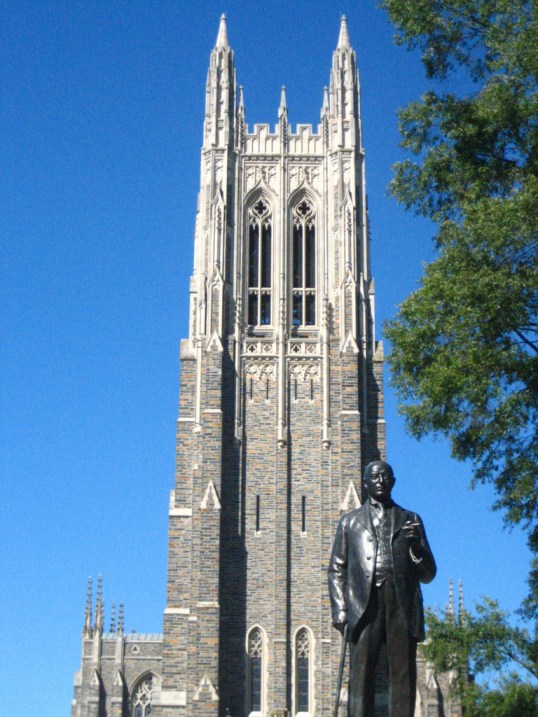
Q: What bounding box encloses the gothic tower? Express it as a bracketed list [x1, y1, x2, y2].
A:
[72, 16, 460, 717]
[161, 15, 384, 716]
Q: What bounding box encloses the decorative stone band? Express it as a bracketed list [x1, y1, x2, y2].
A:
[158, 690, 187, 707]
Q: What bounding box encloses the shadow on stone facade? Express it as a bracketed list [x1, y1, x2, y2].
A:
[218, 344, 246, 716]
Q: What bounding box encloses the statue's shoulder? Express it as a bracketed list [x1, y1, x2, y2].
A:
[345, 504, 368, 522]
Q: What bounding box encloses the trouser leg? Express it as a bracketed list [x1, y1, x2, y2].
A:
[383, 580, 417, 717]
[348, 588, 383, 717]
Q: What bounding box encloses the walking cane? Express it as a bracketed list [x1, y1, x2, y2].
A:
[333, 624, 348, 717]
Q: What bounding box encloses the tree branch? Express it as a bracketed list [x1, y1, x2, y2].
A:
[514, 329, 538, 354]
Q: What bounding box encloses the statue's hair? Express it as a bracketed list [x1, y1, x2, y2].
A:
[363, 460, 394, 481]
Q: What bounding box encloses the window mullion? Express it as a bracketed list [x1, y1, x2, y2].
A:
[258, 219, 263, 325]
[302, 221, 307, 325]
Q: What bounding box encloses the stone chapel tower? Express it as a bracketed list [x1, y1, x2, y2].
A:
[71, 16, 462, 717]
[162, 14, 384, 716]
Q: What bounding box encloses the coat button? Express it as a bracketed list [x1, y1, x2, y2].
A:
[368, 537, 373, 542]
[365, 572, 370, 578]
[367, 555, 372, 560]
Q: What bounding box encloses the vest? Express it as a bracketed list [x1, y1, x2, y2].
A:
[373, 510, 394, 586]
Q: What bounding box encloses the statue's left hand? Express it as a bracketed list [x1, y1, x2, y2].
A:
[402, 517, 422, 549]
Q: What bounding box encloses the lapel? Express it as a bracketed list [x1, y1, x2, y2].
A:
[353, 503, 374, 535]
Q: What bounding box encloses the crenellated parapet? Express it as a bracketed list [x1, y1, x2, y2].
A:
[243, 122, 325, 155]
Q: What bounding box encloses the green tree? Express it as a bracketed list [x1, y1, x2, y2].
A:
[473, 679, 537, 717]
[380, 0, 538, 613]
[424, 599, 537, 716]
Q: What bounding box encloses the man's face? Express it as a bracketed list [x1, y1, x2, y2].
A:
[365, 462, 395, 504]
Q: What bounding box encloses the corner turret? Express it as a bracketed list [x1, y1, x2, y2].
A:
[203, 14, 237, 149]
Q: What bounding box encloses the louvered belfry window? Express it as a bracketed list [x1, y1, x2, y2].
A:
[248, 199, 272, 326]
[292, 199, 316, 327]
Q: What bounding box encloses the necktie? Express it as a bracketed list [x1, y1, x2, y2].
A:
[372, 502, 385, 528]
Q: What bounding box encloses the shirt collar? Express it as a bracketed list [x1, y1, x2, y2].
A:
[368, 497, 393, 511]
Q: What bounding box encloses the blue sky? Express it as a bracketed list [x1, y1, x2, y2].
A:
[1, 2, 531, 715]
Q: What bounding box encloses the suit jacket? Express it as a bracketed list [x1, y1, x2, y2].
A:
[328, 501, 436, 641]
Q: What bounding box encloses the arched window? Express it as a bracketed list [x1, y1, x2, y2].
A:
[295, 628, 311, 714]
[132, 674, 154, 717]
[248, 627, 264, 713]
[248, 198, 272, 326]
[292, 199, 316, 327]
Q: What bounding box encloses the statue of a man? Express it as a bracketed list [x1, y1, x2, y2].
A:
[328, 460, 437, 717]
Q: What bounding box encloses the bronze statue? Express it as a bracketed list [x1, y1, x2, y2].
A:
[328, 460, 436, 717]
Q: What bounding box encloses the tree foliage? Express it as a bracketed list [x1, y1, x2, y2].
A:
[471, 680, 538, 717]
[380, 0, 538, 612]
[424, 599, 537, 716]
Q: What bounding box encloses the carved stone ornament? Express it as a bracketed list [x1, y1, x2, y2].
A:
[193, 674, 219, 702]
[215, 157, 225, 186]
[244, 361, 276, 380]
[248, 197, 271, 226]
[288, 360, 319, 381]
[342, 159, 351, 187]
[244, 340, 276, 356]
[211, 265, 224, 288]
[206, 330, 224, 353]
[288, 341, 320, 356]
[245, 163, 278, 193]
[289, 163, 322, 195]
[340, 480, 361, 512]
[201, 479, 221, 511]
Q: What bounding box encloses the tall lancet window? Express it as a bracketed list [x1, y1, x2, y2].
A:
[248, 627, 264, 713]
[296, 628, 311, 713]
[292, 199, 316, 326]
[132, 674, 154, 717]
[248, 198, 272, 326]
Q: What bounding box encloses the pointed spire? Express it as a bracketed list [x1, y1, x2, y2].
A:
[278, 86, 288, 119]
[458, 579, 465, 618]
[95, 575, 104, 633]
[118, 602, 124, 634]
[83, 576, 93, 637]
[280, 85, 287, 110]
[322, 86, 329, 113]
[215, 14, 229, 49]
[110, 602, 116, 633]
[447, 578, 455, 621]
[238, 85, 245, 113]
[337, 15, 351, 50]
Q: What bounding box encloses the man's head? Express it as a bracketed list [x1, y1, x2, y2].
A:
[364, 461, 395, 504]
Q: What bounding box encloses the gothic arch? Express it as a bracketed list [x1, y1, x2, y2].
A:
[244, 193, 274, 327]
[244, 184, 278, 210]
[287, 185, 319, 214]
[245, 624, 268, 715]
[129, 671, 161, 717]
[292, 625, 316, 716]
[288, 191, 319, 328]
